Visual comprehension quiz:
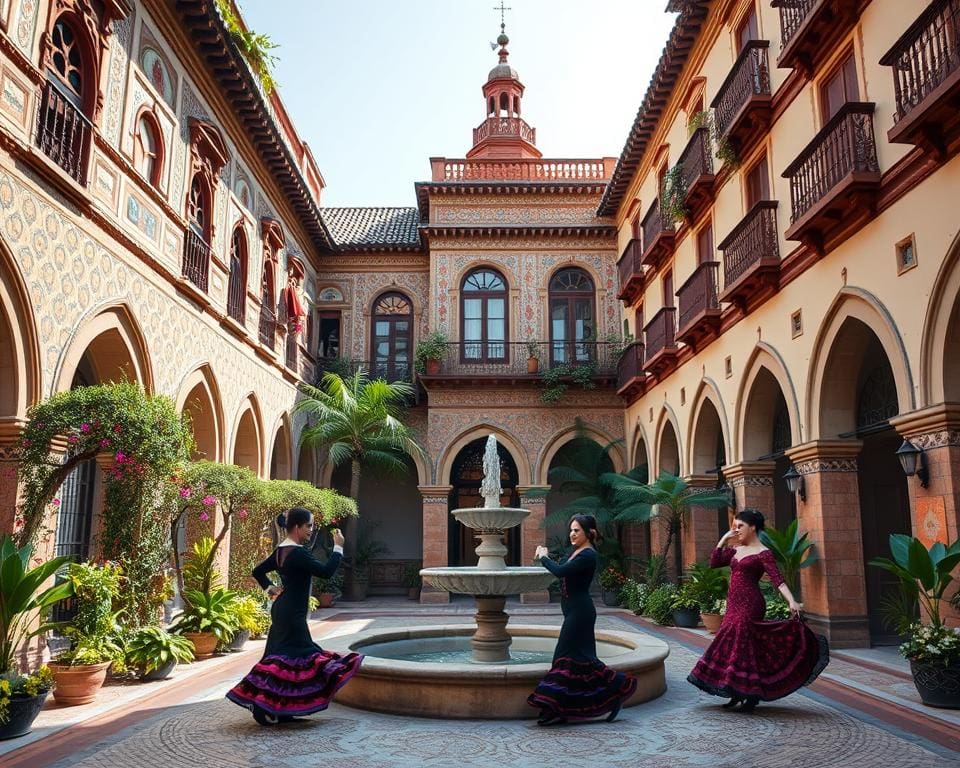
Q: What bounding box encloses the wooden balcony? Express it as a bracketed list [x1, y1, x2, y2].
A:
[640, 199, 675, 271]
[676, 261, 721, 348]
[34, 79, 92, 187]
[182, 228, 211, 293]
[783, 102, 881, 250]
[643, 307, 678, 376]
[616, 342, 647, 400]
[771, 0, 870, 75]
[677, 127, 715, 222]
[617, 238, 645, 303]
[419, 341, 618, 383]
[259, 305, 276, 350]
[881, 0, 960, 158]
[718, 201, 781, 308]
[711, 40, 772, 157]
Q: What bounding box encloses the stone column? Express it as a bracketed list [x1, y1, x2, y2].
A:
[722, 461, 776, 515]
[786, 439, 869, 648]
[419, 485, 452, 604]
[682, 474, 725, 567]
[891, 404, 960, 626]
[518, 487, 549, 604]
[0, 419, 25, 535]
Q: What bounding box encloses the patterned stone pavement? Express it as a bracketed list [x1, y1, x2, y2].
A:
[26, 613, 959, 768]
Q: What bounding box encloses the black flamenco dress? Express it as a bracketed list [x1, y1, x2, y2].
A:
[226, 544, 363, 718]
[528, 548, 637, 718]
[687, 547, 829, 702]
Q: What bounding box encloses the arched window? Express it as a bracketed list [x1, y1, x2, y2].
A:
[133, 112, 162, 186]
[549, 268, 595, 363]
[227, 225, 247, 324]
[371, 292, 413, 382]
[50, 18, 84, 104]
[186, 174, 209, 240]
[461, 268, 507, 362]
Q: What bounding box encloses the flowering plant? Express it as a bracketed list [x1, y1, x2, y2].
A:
[899, 623, 960, 665]
[0, 666, 55, 723]
[598, 566, 627, 592]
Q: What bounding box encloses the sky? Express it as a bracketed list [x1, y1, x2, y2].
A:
[237, 1, 678, 208]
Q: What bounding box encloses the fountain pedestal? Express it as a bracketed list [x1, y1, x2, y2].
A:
[472, 596, 511, 662]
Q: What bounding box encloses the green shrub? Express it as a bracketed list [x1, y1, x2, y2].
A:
[643, 584, 677, 625]
[619, 578, 648, 615]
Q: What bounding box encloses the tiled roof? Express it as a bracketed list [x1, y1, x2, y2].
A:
[320, 207, 422, 250]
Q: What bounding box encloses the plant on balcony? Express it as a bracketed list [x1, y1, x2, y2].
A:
[525, 340, 540, 374]
[215, 0, 279, 94]
[660, 165, 688, 225]
[603, 331, 634, 361]
[540, 360, 598, 403]
[687, 110, 739, 168]
[414, 330, 448, 374]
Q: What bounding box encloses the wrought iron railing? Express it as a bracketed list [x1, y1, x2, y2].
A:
[678, 126, 714, 191]
[782, 102, 879, 223]
[644, 308, 677, 361]
[718, 201, 780, 287]
[677, 262, 720, 333]
[285, 330, 298, 370]
[472, 116, 537, 145]
[182, 228, 211, 292]
[617, 238, 643, 293]
[35, 79, 92, 186]
[259, 305, 276, 349]
[617, 341, 645, 390]
[881, 0, 960, 124]
[227, 269, 246, 324]
[772, 0, 816, 50]
[712, 40, 771, 137]
[317, 358, 415, 384]
[428, 341, 618, 376]
[641, 198, 674, 258]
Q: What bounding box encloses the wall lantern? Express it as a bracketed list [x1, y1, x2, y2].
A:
[896, 439, 929, 488]
[783, 465, 805, 502]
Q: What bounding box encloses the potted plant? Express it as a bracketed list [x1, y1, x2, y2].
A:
[401, 562, 423, 600]
[704, 598, 726, 633]
[0, 536, 73, 739]
[314, 571, 344, 608]
[171, 588, 238, 660]
[683, 561, 728, 633]
[870, 534, 960, 708]
[225, 594, 267, 652]
[598, 565, 626, 607]
[344, 523, 391, 602]
[414, 330, 448, 376]
[670, 583, 701, 628]
[125, 626, 195, 680]
[525, 341, 540, 374]
[49, 561, 126, 706]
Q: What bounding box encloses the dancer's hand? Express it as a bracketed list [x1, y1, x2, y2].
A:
[788, 599, 803, 615]
[534, 545, 549, 561]
[720, 528, 739, 545]
[266, 585, 283, 601]
[332, 528, 345, 547]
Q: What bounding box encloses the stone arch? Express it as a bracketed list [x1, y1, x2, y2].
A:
[297, 441, 317, 484]
[231, 394, 264, 476]
[268, 413, 294, 480]
[542, 260, 605, 293]
[734, 343, 802, 462]
[688, 379, 730, 475]
[53, 303, 154, 394]
[631, 419, 652, 475]
[0, 239, 40, 417]
[807, 289, 914, 439]
[175, 364, 225, 463]
[437, 424, 532, 487]
[535, 423, 625, 485]
[920, 228, 960, 405]
[654, 405, 682, 477]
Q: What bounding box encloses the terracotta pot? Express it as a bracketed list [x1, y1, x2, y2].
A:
[318, 592, 335, 608]
[527, 357, 539, 374]
[50, 661, 111, 706]
[0, 691, 48, 740]
[183, 631, 219, 660]
[701, 612, 723, 633]
[424, 358, 441, 375]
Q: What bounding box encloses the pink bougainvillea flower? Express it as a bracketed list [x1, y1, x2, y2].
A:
[113, 423, 122, 433]
[80, 423, 91, 433]
[114, 451, 127, 463]
[202, 495, 217, 506]
[199, 511, 210, 522]
[67, 435, 79, 444]
[237, 508, 248, 520]
[22, 439, 31, 447]
[179, 487, 192, 499]
[51, 498, 61, 507]
[99, 439, 111, 449]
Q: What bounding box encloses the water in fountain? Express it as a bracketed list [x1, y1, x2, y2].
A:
[419, 434, 556, 663]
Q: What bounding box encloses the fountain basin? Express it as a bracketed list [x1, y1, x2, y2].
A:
[450, 506, 529, 531]
[324, 624, 669, 719]
[420, 566, 555, 596]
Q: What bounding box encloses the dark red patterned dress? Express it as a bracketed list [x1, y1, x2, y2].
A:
[687, 547, 829, 702]
[227, 545, 363, 718]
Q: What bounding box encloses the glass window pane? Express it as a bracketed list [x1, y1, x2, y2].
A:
[487, 298, 504, 319]
[464, 318, 482, 341]
[464, 299, 482, 320]
[487, 318, 505, 340]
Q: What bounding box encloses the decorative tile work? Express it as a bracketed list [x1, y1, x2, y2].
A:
[912, 430, 960, 450]
[728, 475, 775, 488]
[103, 12, 135, 147]
[796, 458, 859, 474]
[433, 203, 600, 226]
[14, 0, 38, 55]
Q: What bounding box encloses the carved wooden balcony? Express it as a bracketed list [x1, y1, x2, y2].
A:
[640, 199, 675, 271]
[676, 261, 721, 348]
[771, 0, 870, 75]
[881, 0, 960, 159]
[783, 102, 881, 251]
[182, 228, 211, 293]
[617, 238, 645, 303]
[616, 342, 647, 400]
[718, 201, 781, 309]
[34, 79, 92, 186]
[677, 127, 715, 222]
[643, 307, 678, 376]
[711, 40, 772, 157]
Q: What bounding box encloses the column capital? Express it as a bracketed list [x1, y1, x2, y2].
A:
[517, 485, 549, 496]
[0, 417, 27, 444]
[418, 485, 452, 503]
[786, 439, 862, 474]
[721, 461, 776, 486]
[683, 473, 719, 489]
[891, 404, 960, 444]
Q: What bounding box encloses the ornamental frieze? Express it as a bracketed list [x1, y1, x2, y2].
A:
[426, 236, 615, 250]
[433, 204, 602, 227]
[911, 430, 960, 450]
[795, 458, 859, 474]
[727, 476, 775, 488]
[320, 253, 429, 269]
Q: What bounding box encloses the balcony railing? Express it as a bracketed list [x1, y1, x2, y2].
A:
[677, 261, 720, 336]
[424, 341, 618, 377]
[772, 0, 866, 72]
[719, 201, 780, 290]
[616, 341, 646, 393]
[712, 40, 772, 140]
[783, 102, 880, 225]
[285, 331, 298, 370]
[35, 79, 92, 186]
[678, 127, 714, 193]
[472, 116, 537, 145]
[182, 228, 211, 292]
[259, 305, 276, 350]
[227, 270, 246, 325]
[773, 0, 816, 50]
[881, 0, 960, 139]
[433, 158, 611, 182]
[644, 308, 677, 363]
[617, 238, 644, 302]
[317, 358, 415, 385]
[640, 198, 675, 268]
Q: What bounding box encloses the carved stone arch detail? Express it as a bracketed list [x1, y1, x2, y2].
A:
[437, 424, 532, 488]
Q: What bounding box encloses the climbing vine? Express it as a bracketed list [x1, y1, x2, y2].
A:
[215, 0, 280, 94]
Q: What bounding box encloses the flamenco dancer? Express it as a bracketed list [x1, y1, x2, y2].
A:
[528, 514, 638, 725]
[226, 507, 363, 725]
[688, 508, 829, 712]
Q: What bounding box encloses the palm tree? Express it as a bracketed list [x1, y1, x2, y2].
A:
[295, 369, 422, 562]
[605, 471, 731, 580]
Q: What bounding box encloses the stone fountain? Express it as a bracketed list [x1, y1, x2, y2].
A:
[323, 434, 670, 718]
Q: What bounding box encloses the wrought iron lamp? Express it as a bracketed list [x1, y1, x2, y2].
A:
[895, 439, 929, 488]
[783, 464, 805, 502]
